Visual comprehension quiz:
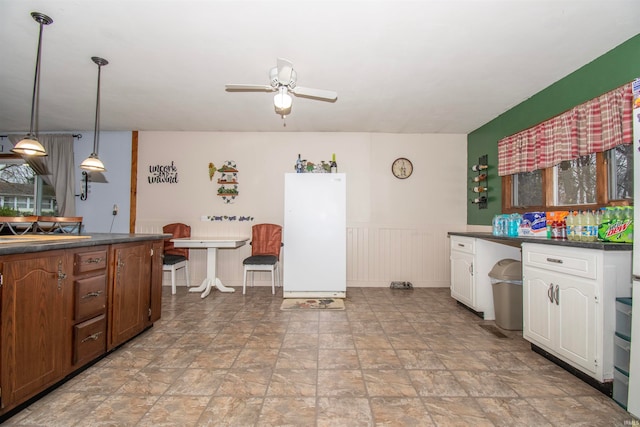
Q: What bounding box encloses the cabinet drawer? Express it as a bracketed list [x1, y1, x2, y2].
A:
[73, 249, 108, 274]
[450, 236, 475, 254]
[75, 275, 107, 322]
[522, 244, 597, 280]
[73, 314, 106, 366]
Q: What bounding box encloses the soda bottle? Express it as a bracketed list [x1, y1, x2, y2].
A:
[575, 210, 583, 242]
[584, 210, 595, 242]
[566, 211, 575, 241]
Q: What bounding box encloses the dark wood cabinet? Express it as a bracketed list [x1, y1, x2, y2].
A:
[108, 242, 152, 350]
[71, 246, 108, 369]
[0, 237, 163, 417]
[150, 239, 164, 323]
[0, 250, 69, 411]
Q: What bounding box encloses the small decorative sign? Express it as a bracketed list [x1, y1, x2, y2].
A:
[202, 215, 254, 222]
[148, 161, 178, 184]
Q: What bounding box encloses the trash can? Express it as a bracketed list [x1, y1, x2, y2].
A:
[488, 259, 523, 330]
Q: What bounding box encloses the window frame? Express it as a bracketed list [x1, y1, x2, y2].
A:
[502, 150, 630, 214]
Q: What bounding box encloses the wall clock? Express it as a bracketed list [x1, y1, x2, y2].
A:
[392, 157, 413, 179]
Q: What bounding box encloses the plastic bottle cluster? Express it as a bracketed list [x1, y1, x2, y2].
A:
[565, 210, 601, 242]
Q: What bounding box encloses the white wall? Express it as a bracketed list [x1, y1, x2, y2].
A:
[135, 131, 468, 290]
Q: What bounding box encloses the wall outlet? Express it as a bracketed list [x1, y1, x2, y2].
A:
[112, 204, 118, 216]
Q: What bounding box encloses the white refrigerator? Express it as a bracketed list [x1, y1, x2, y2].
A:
[283, 173, 346, 298]
[629, 78, 640, 417]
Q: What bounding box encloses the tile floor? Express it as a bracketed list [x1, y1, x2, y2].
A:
[3, 286, 638, 426]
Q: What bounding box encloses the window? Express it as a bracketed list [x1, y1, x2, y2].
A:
[0, 157, 57, 216]
[504, 147, 633, 213]
[555, 154, 597, 206]
[512, 170, 543, 207]
[608, 144, 633, 200]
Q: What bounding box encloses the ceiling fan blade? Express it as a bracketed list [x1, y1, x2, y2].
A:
[277, 58, 294, 85]
[225, 84, 274, 92]
[291, 86, 338, 101]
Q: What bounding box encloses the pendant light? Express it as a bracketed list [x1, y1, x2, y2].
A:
[80, 57, 108, 172]
[11, 12, 53, 157]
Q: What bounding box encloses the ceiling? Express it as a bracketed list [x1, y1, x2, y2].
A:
[1, 1, 639, 135]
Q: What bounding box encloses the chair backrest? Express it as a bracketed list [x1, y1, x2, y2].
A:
[35, 216, 83, 234]
[163, 223, 191, 259]
[251, 223, 282, 258]
[0, 216, 38, 235]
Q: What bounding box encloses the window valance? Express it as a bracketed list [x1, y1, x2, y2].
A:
[497, 82, 633, 176]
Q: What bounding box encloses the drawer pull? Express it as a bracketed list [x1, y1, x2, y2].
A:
[81, 291, 103, 299]
[546, 257, 564, 264]
[81, 331, 103, 343]
[83, 257, 104, 264]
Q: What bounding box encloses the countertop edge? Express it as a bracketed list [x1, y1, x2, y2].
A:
[0, 233, 169, 256]
[447, 231, 632, 251]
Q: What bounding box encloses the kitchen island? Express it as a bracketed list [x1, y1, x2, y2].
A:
[0, 233, 167, 420]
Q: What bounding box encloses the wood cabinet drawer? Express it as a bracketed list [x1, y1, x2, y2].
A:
[522, 244, 598, 280]
[450, 236, 475, 254]
[73, 314, 106, 366]
[73, 249, 108, 274]
[75, 275, 107, 322]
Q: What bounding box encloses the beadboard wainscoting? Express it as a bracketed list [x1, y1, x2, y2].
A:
[138, 221, 462, 290]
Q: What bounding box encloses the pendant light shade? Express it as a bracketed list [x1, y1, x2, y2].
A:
[80, 56, 108, 172]
[11, 12, 53, 157]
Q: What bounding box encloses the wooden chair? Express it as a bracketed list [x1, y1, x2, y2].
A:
[0, 216, 38, 235]
[162, 223, 191, 294]
[35, 216, 83, 234]
[242, 223, 283, 295]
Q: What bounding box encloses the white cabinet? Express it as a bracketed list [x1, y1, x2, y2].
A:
[522, 243, 631, 382]
[449, 236, 520, 320]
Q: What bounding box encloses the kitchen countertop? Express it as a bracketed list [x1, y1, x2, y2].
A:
[448, 231, 632, 251]
[0, 233, 169, 256]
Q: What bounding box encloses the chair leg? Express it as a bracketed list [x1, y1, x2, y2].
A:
[171, 267, 177, 295]
[243, 267, 248, 295]
[184, 262, 190, 288]
[271, 267, 275, 295]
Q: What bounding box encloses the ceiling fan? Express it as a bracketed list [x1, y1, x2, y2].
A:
[225, 58, 338, 119]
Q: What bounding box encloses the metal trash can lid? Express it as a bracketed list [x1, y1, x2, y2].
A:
[488, 258, 522, 281]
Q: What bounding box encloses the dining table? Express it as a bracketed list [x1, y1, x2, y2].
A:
[171, 236, 249, 298]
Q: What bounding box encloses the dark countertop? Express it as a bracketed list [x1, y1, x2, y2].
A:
[0, 233, 169, 256]
[448, 231, 632, 251]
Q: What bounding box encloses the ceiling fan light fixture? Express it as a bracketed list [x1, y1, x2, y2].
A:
[81, 56, 108, 172]
[274, 87, 292, 109]
[11, 12, 53, 157]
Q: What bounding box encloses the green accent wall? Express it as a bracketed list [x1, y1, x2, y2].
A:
[467, 33, 640, 225]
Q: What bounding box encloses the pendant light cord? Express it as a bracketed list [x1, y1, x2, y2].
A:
[93, 62, 102, 156]
[29, 18, 46, 138]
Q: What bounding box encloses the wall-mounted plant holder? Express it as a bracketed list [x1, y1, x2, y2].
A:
[216, 160, 239, 204]
[470, 154, 488, 209]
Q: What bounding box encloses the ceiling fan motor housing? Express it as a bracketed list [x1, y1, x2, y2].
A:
[270, 67, 297, 89]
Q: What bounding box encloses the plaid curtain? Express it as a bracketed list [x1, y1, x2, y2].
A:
[498, 82, 633, 176]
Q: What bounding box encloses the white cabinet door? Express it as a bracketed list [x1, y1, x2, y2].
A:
[523, 264, 597, 377]
[450, 250, 474, 307]
[556, 276, 597, 375]
[523, 268, 554, 349]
